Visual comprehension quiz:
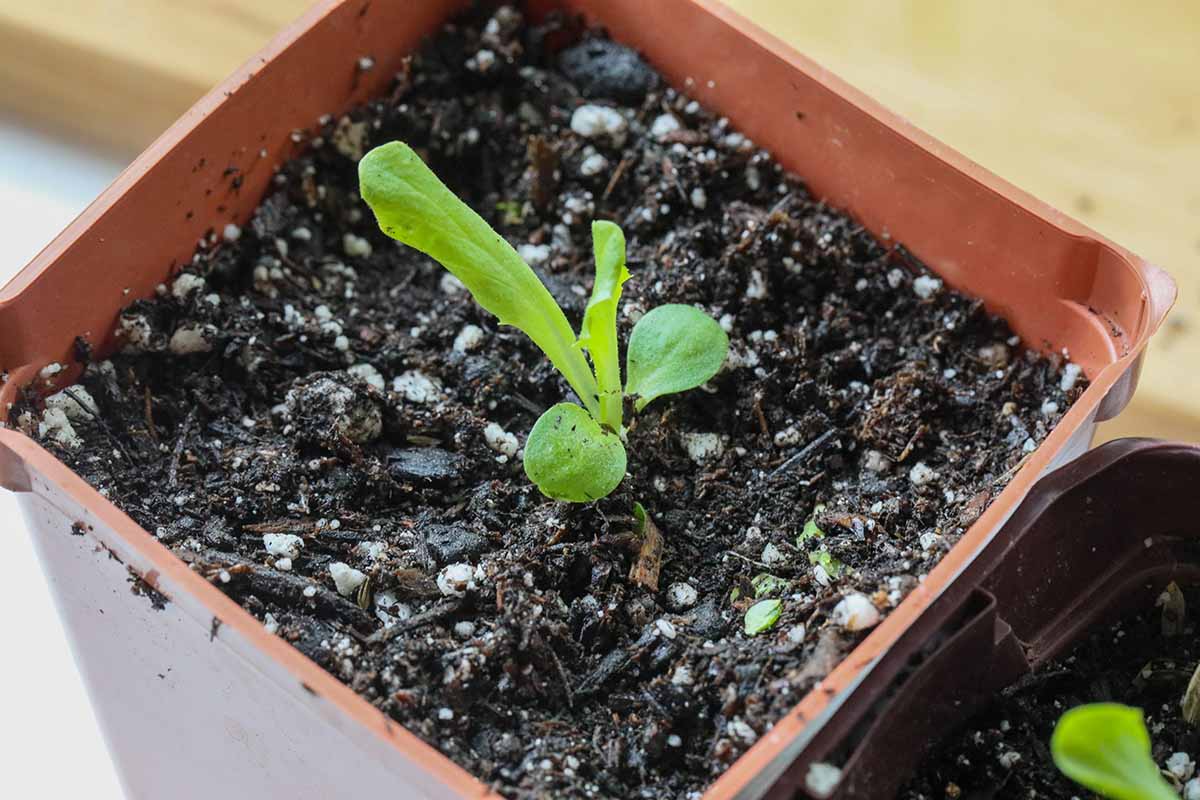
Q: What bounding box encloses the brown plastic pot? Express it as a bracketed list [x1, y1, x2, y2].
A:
[782, 437, 1200, 799]
[0, 2, 1176, 798]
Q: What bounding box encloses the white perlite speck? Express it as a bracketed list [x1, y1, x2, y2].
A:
[1168, 752, 1196, 781]
[329, 562, 366, 597]
[465, 48, 496, 73]
[579, 152, 608, 177]
[1184, 777, 1200, 800]
[484, 422, 520, 457]
[44, 387, 98, 420]
[263, 533, 304, 560]
[222, 223, 242, 242]
[392, 370, 442, 404]
[438, 707, 455, 721]
[909, 462, 936, 486]
[690, 187, 708, 210]
[761, 542, 786, 565]
[832, 593, 881, 631]
[864, 450, 891, 473]
[437, 563, 475, 597]
[119, 314, 156, 350]
[650, 113, 682, 140]
[518, 243, 551, 265]
[998, 751, 1022, 769]
[655, 619, 677, 639]
[354, 541, 387, 562]
[671, 665, 694, 686]
[787, 623, 807, 644]
[1040, 399, 1060, 416]
[570, 104, 627, 141]
[805, 763, 842, 798]
[347, 363, 385, 392]
[681, 431, 723, 464]
[912, 275, 943, 299]
[342, 233, 373, 258]
[453, 621, 476, 639]
[453, 324, 485, 353]
[727, 719, 758, 746]
[1061, 362, 1083, 392]
[666, 582, 698, 610]
[440, 273, 465, 295]
[171, 273, 206, 300]
[169, 324, 216, 355]
[38, 408, 82, 449]
[744, 268, 768, 300]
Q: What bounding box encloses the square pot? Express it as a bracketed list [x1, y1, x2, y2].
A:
[0, 2, 1174, 798]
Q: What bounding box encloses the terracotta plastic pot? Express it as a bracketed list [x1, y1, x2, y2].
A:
[784, 438, 1200, 799]
[0, 2, 1175, 798]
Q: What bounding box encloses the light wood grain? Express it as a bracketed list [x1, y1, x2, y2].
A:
[1, 0, 1197, 443]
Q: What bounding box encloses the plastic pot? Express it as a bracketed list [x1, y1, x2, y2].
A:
[782, 438, 1200, 799]
[0, 2, 1175, 798]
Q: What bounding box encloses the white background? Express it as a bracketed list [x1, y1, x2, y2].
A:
[0, 116, 126, 798]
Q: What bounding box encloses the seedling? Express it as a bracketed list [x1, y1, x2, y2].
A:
[359, 142, 728, 502]
[1051, 703, 1178, 800]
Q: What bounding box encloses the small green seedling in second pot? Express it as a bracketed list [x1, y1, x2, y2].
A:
[1051, 703, 1179, 800]
[359, 141, 728, 502]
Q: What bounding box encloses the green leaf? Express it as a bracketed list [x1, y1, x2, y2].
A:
[359, 142, 600, 419]
[809, 549, 844, 579]
[524, 403, 627, 502]
[1051, 703, 1178, 800]
[798, 505, 826, 545]
[752, 573, 789, 598]
[744, 599, 783, 636]
[579, 221, 630, 431]
[625, 304, 729, 412]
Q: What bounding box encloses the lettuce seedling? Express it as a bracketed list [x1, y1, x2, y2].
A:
[1051, 703, 1178, 800]
[359, 141, 728, 502]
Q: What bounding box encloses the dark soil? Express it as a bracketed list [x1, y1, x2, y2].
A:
[901, 584, 1200, 799]
[14, 5, 1084, 798]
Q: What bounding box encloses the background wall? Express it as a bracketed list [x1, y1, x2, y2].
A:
[0, 2, 1196, 797]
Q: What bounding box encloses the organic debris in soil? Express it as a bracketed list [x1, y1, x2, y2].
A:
[901, 585, 1200, 799]
[13, 6, 1086, 799]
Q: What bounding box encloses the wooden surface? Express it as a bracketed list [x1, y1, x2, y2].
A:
[1, 0, 1198, 443]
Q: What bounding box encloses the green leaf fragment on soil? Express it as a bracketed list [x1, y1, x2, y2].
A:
[752, 573, 789, 598]
[809, 549, 844, 578]
[744, 598, 783, 636]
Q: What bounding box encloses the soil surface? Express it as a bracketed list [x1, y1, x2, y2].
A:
[901, 584, 1200, 799]
[13, 6, 1085, 798]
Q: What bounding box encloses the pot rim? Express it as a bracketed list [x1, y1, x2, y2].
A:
[0, 2, 1177, 798]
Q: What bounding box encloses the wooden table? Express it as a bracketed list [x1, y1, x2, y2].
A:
[2, 1, 1197, 443]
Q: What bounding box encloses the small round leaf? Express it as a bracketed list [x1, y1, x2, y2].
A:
[1051, 703, 1179, 800]
[744, 598, 783, 636]
[524, 403, 627, 502]
[626, 304, 729, 411]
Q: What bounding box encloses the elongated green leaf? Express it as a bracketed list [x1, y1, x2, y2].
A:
[1051, 703, 1178, 800]
[625, 304, 729, 412]
[579, 221, 630, 431]
[359, 142, 600, 418]
[524, 403, 627, 502]
[744, 599, 782, 636]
